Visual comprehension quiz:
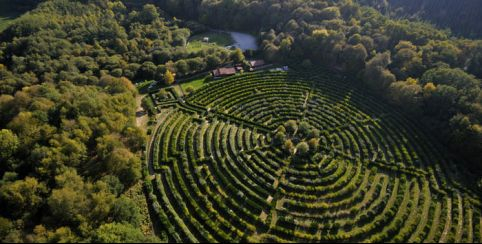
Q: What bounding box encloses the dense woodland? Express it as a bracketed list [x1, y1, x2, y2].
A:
[0, 0, 239, 242]
[0, 0, 481, 242]
[357, 0, 482, 38]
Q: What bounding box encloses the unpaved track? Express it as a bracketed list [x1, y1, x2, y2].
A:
[136, 95, 148, 128]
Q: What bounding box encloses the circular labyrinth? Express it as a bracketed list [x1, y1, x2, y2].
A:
[146, 70, 482, 243]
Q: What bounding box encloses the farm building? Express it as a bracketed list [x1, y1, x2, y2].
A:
[248, 60, 266, 68]
[212, 67, 237, 77]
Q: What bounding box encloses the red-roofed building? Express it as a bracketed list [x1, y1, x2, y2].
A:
[212, 67, 237, 77]
[249, 60, 266, 68]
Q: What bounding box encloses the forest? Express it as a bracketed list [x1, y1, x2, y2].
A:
[0, 0, 481, 242]
[357, 0, 482, 38]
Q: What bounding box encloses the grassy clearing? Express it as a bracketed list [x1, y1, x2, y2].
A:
[186, 41, 220, 52]
[180, 76, 210, 92]
[186, 31, 234, 52]
[190, 31, 234, 46]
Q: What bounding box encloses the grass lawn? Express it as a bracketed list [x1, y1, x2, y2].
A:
[187, 31, 234, 52]
[190, 31, 234, 46]
[186, 41, 222, 52]
[180, 76, 210, 93]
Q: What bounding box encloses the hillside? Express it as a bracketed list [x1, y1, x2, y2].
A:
[357, 0, 482, 38]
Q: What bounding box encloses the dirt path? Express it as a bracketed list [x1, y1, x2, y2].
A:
[136, 95, 148, 128]
[454, 193, 464, 242]
[439, 197, 452, 243]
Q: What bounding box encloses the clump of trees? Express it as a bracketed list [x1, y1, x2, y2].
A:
[0, 79, 153, 242]
[273, 120, 321, 163]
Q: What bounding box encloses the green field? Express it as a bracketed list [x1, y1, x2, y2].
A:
[180, 76, 210, 92]
[187, 31, 234, 52]
[145, 70, 482, 242]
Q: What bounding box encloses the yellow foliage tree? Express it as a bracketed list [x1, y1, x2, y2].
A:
[164, 70, 175, 85]
[406, 77, 418, 85]
[423, 82, 436, 93]
[312, 29, 329, 38]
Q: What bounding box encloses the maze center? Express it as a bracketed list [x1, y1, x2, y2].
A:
[147, 71, 482, 242]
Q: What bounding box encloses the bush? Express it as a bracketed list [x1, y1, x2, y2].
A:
[298, 122, 312, 137]
[185, 86, 194, 94]
[273, 131, 286, 146]
[283, 139, 295, 155]
[307, 138, 320, 151]
[296, 142, 310, 156]
[284, 120, 298, 135]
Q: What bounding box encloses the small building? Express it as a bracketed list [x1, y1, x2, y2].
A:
[212, 67, 237, 77]
[249, 60, 266, 69]
[203, 37, 210, 42]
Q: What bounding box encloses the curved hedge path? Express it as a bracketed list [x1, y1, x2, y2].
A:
[145, 70, 481, 243]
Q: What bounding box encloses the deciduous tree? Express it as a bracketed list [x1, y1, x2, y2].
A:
[164, 69, 175, 85]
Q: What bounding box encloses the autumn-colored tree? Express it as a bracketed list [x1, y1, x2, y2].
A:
[0, 177, 47, 218]
[307, 138, 320, 151]
[0, 129, 18, 162]
[164, 70, 175, 85]
[388, 78, 423, 113]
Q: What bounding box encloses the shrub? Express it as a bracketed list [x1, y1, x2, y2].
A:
[296, 142, 310, 156]
[284, 120, 298, 135]
[185, 86, 194, 94]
